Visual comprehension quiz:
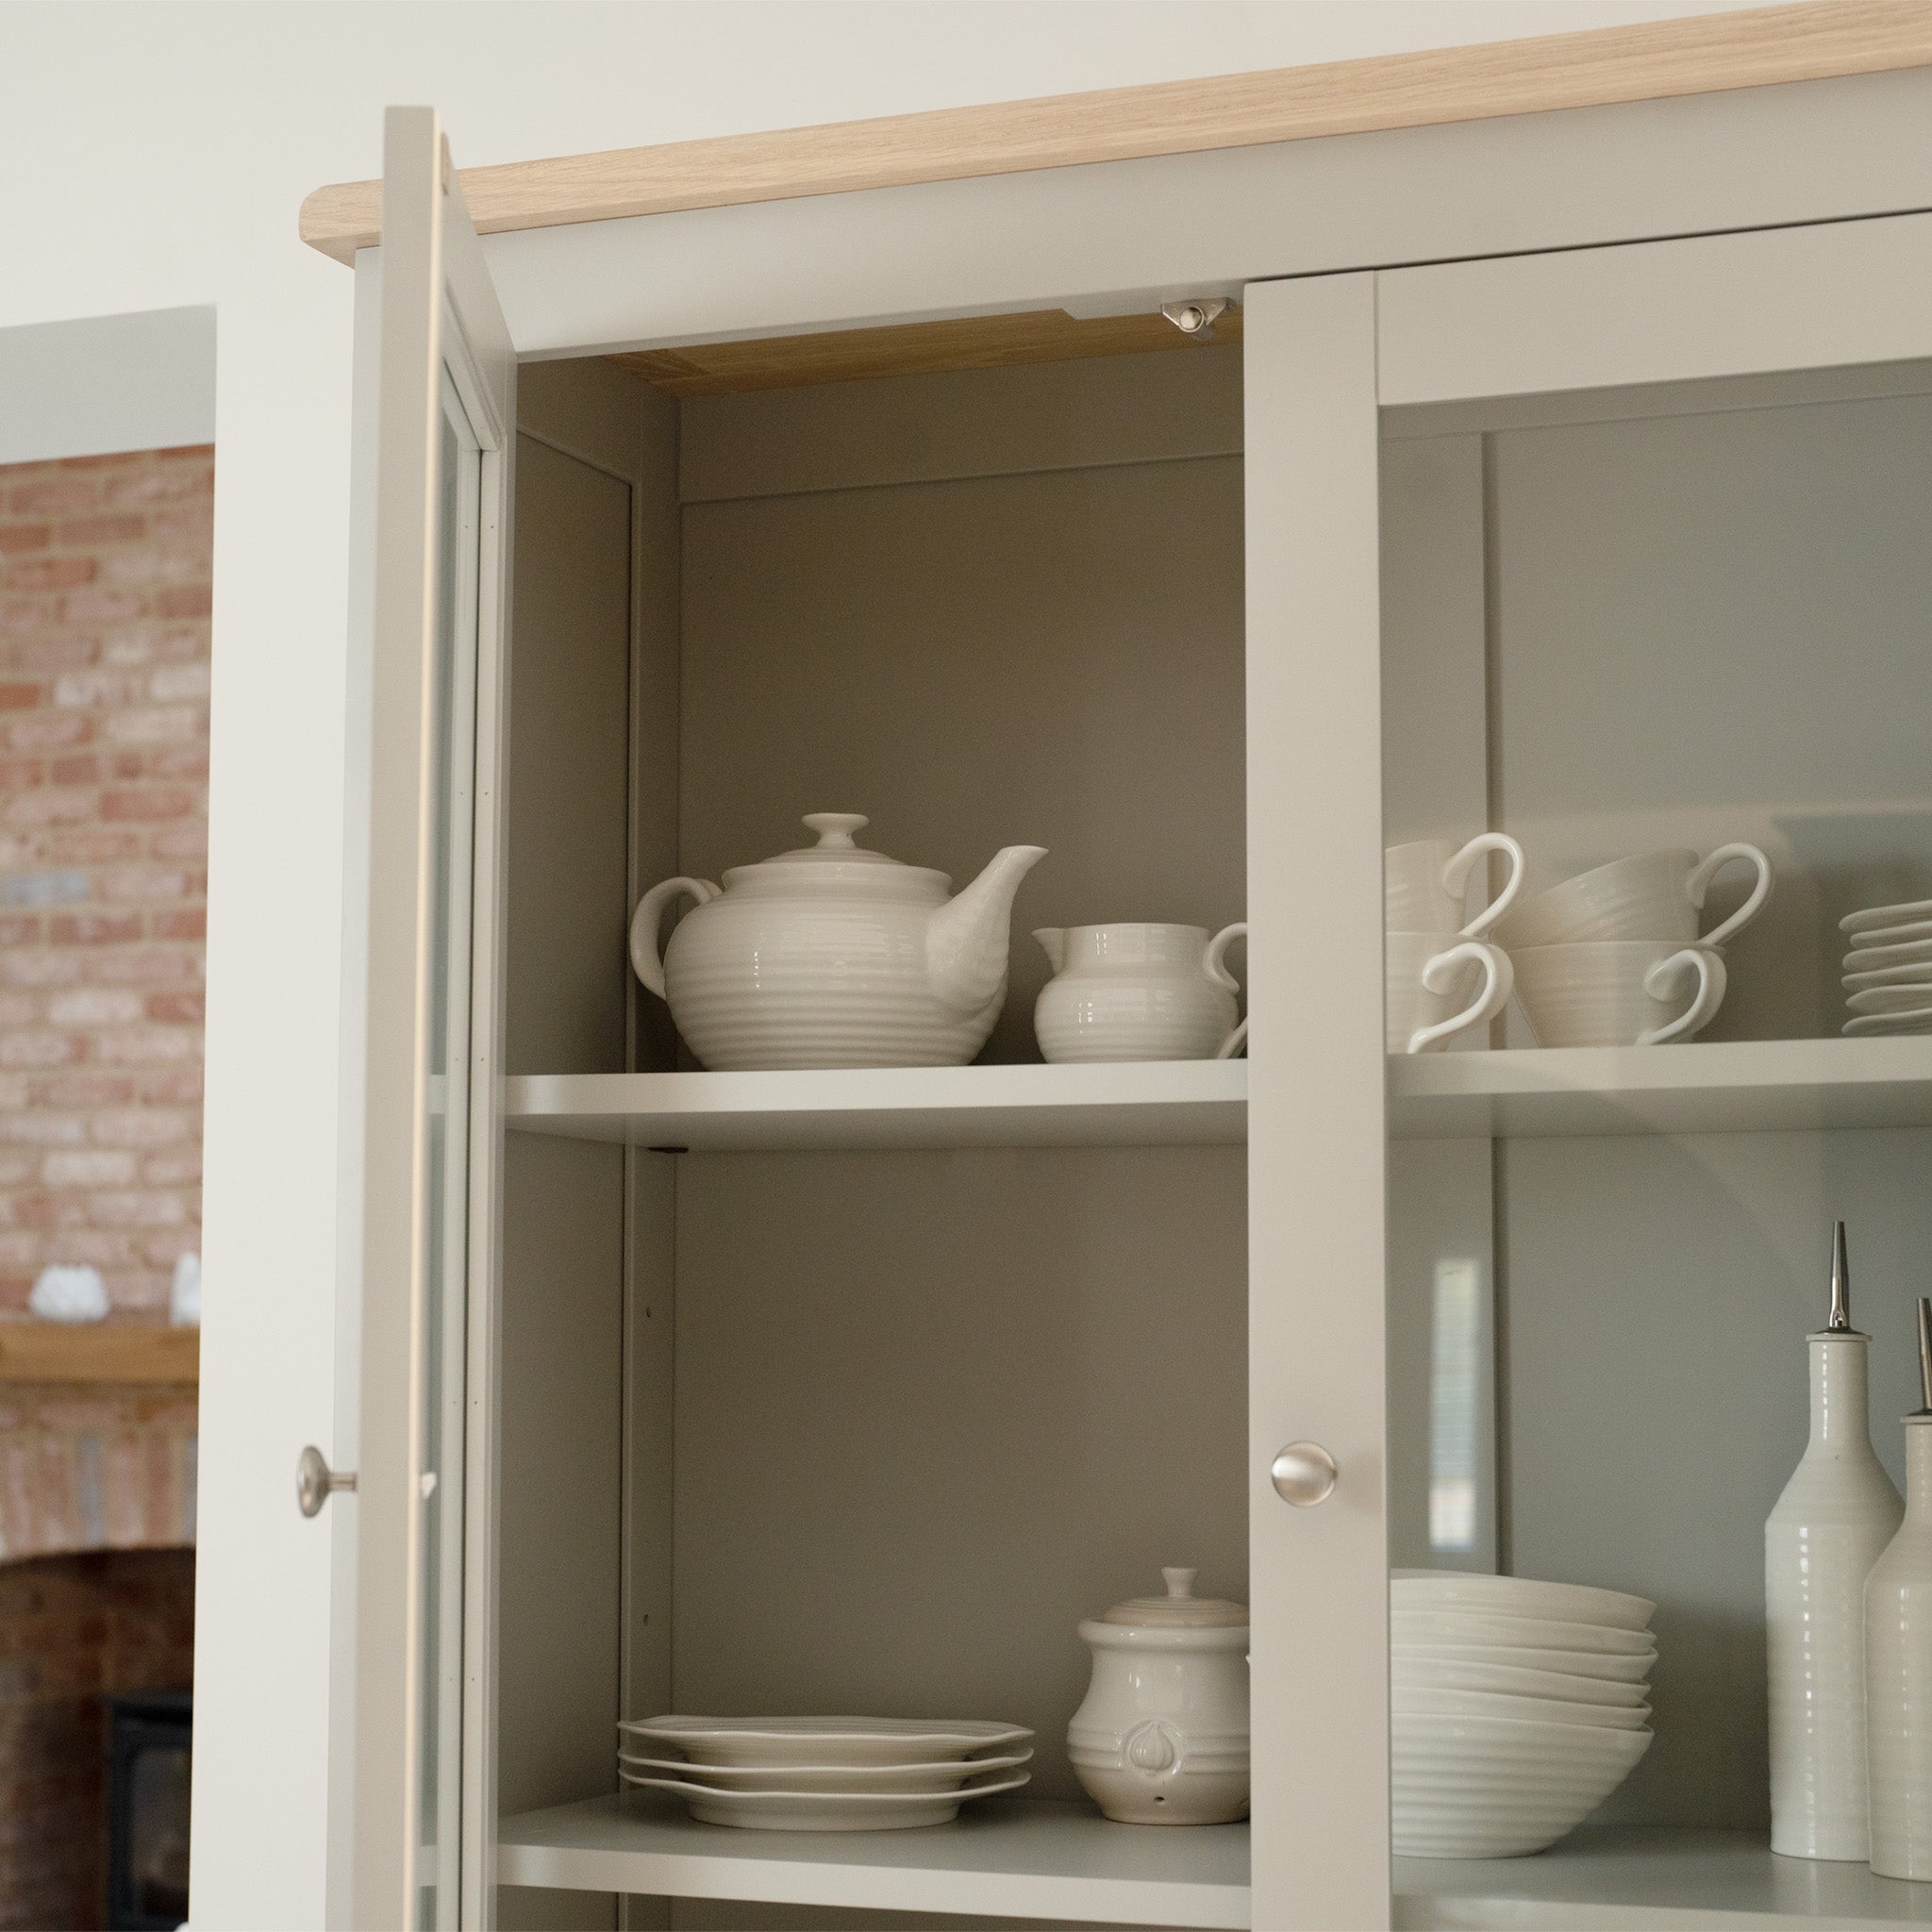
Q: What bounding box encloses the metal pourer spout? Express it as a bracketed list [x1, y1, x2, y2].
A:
[1828, 1220, 1852, 1331]
[1915, 1297, 1932, 1418]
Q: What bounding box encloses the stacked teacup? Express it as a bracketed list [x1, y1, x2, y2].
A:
[1490, 844, 1773, 1048]
[1392, 1570, 1657, 1857]
[1840, 898, 1932, 1036]
[1384, 836, 1524, 1055]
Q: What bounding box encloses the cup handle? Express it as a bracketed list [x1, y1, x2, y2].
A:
[1638, 946, 1726, 1045]
[1442, 833, 1527, 940]
[1688, 842, 1773, 948]
[1408, 941, 1514, 1055]
[628, 876, 723, 999]
[1204, 923, 1247, 1058]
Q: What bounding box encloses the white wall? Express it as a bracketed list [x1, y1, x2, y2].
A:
[0, 2, 1782, 1922]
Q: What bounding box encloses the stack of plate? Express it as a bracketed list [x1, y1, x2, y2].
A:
[616, 1715, 1034, 1830]
[1392, 1571, 1656, 1858]
[1840, 900, 1932, 1036]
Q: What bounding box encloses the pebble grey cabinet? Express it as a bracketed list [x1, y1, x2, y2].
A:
[318, 29, 1932, 1932]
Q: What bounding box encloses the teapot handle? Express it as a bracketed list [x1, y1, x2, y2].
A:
[1204, 922, 1247, 1059]
[629, 876, 723, 1000]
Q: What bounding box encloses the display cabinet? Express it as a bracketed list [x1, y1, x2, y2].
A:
[308, 18, 1932, 1930]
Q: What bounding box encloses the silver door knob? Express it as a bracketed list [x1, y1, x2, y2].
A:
[297, 1445, 358, 1518]
[1271, 1441, 1338, 1507]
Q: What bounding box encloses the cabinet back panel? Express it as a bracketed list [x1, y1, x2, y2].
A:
[1498, 1124, 1932, 1830]
[670, 1146, 1246, 1802]
[678, 455, 1245, 1066]
[1489, 387, 1932, 1043]
[505, 431, 633, 1075]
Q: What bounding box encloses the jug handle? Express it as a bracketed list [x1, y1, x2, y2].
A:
[629, 877, 723, 1000]
[1204, 922, 1247, 1059]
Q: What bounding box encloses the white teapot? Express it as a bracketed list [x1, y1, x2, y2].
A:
[628, 814, 1046, 1071]
[1068, 1568, 1250, 1825]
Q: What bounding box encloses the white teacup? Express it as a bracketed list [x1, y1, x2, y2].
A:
[1491, 844, 1772, 952]
[1385, 835, 1526, 939]
[1387, 932, 1514, 1055]
[1514, 941, 1727, 1048]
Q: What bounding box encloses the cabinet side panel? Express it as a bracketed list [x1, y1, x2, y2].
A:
[1246, 273, 1390, 1928]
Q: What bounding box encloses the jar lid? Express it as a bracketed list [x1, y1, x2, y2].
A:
[1102, 1567, 1248, 1629]
[765, 813, 901, 866]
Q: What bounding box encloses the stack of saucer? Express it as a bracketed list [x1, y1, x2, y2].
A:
[1840, 900, 1932, 1036]
[616, 1715, 1033, 1830]
[1392, 1571, 1656, 1857]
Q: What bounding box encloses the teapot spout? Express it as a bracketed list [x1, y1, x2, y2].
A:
[927, 845, 1047, 1018]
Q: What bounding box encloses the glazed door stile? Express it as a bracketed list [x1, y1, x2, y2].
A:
[350, 106, 515, 1932]
[1244, 272, 1391, 1930]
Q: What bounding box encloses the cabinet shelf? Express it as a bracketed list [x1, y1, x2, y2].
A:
[503, 1061, 1246, 1152]
[1393, 1824, 1932, 1929]
[496, 1793, 1250, 1928]
[1390, 1038, 1932, 1140]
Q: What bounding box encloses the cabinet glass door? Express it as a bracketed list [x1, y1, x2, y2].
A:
[351, 106, 513, 1931]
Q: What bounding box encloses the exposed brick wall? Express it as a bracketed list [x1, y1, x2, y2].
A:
[0, 449, 209, 1319]
[0, 1546, 194, 1930]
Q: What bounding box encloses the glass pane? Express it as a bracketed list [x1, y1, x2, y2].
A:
[417, 388, 480, 1928]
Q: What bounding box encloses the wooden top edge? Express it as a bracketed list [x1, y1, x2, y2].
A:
[299, 2, 1932, 264]
[0, 1322, 199, 1386]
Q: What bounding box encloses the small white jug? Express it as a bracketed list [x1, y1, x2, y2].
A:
[1033, 923, 1245, 1062]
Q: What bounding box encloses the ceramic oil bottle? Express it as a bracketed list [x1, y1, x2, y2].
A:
[1866, 1298, 1932, 1879]
[1767, 1224, 1903, 1859]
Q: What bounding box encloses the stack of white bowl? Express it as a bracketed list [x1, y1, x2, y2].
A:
[1392, 1571, 1657, 1858]
[1840, 899, 1932, 1036]
[616, 1715, 1033, 1831]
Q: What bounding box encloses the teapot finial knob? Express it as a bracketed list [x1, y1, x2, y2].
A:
[802, 812, 868, 849]
[1161, 1567, 1197, 1599]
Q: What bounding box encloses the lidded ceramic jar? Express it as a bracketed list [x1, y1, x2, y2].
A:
[628, 814, 1045, 1071]
[1068, 1568, 1250, 1824]
[1033, 923, 1246, 1063]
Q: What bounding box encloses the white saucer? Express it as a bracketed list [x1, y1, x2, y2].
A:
[620, 1767, 1030, 1829]
[619, 1716, 1034, 1768]
[1842, 899, 1932, 936]
[1844, 961, 1932, 991]
[1847, 987, 1932, 1015]
[1842, 939, 1932, 972]
[615, 1749, 1032, 1791]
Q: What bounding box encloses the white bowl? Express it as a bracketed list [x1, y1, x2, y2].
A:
[618, 1716, 1034, 1767]
[1393, 1656, 1648, 1706]
[1843, 961, 1932, 991]
[616, 1749, 1033, 1792]
[1396, 1711, 1653, 1768]
[1848, 918, 1932, 950]
[1393, 1685, 1650, 1730]
[1391, 1609, 1657, 1655]
[1392, 1571, 1654, 1632]
[1394, 1641, 1656, 1684]
[1842, 939, 1932, 972]
[1843, 900, 1932, 937]
[1843, 1008, 1932, 1036]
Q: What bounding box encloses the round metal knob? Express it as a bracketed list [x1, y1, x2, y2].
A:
[297, 1445, 358, 1518]
[1271, 1441, 1338, 1507]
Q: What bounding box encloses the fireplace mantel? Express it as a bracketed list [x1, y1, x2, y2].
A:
[0, 1324, 198, 1386]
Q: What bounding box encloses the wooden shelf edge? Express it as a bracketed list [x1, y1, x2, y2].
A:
[0, 1323, 199, 1386]
[299, 3, 1932, 263]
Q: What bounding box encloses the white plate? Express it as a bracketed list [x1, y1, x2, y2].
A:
[1393, 1685, 1651, 1729]
[619, 1716, 1034, 1767]
[1392, 1571, 1654, 1632]
[1843, 1008, 1932, 1036]
[1394, 1641, 1655, 1683]
[615, 1749, 1032, 1792]
[1391, 1609, 1656, 1655]
[1848, 986, 1932, 1014]
[1849, 918, 1932, 950]
[1392, 1657, 1648, 1706]
[619, 1768, 1029, 1830]
[1842, 938, 1932, 972]
[1843, 900, 1932, 936]
[1843, 961, 1932, 991]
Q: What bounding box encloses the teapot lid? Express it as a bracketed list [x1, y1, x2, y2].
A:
[1102, 1567, 1248, 1629]
[766, 813, 902, 866]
